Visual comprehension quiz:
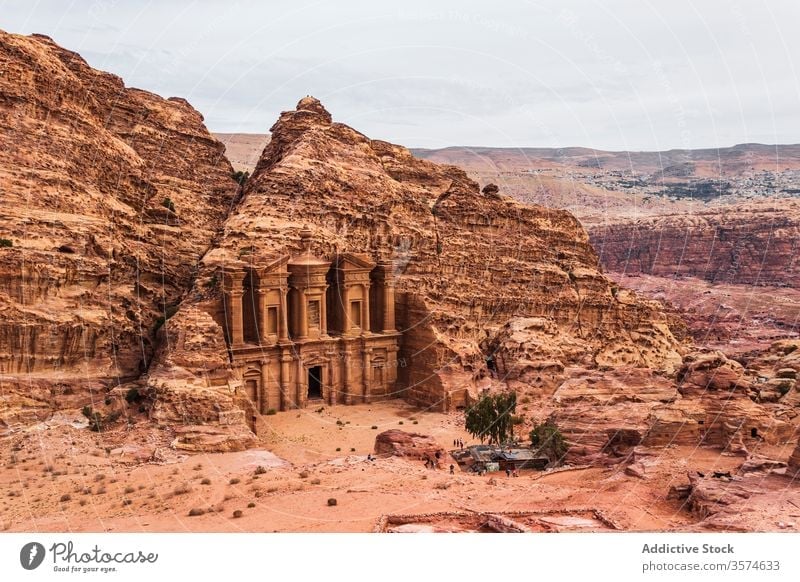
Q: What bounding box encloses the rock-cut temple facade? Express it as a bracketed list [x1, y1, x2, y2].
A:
[219, 228, 401, 413]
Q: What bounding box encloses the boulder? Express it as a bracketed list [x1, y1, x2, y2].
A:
[374, 430, 445, 460]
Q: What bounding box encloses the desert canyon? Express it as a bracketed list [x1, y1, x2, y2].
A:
[1, 30, 800, 533]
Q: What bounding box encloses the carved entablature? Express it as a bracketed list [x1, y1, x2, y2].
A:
[221, 229, 396, 348]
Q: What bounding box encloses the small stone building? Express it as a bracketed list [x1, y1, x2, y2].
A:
[218, 228, 401, 413]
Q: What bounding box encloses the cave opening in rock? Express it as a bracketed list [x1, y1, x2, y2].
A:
[751, 427, 758, 438]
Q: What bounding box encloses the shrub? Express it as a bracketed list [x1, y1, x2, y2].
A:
[232, 510, 243, 518]
[327, 498, 337, 506]
[201, 478, 211, 485]
[335, 447, 341, 452]
[122, 499, 132, 506]
[265, 408, 277, 416]
[298, 471, 309, 479]
[232, 170, 249, 186]
[247, 502, 256, 508]
[60, 494, 71, 502]
[229, 478, 241, 485]
[124, 486, 135, 494]
[125, 387, 142, 404]
[173, 483, 192, 495]
[310, 478, 321, 485]
[254, 466, 267, 475]
[0, 238, 12, 248]
[188, 508, 205, 517]
[162, 198, 176, 213]
[81, 406, 104, 432]
[371, 425, 378, 430]
[203, 274, 218, 289]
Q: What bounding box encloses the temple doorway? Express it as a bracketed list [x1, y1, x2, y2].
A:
[308, 366, 323, 400]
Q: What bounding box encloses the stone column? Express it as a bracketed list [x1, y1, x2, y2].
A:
[260, 358, 270, 413]
[382, 281, 396, 332]
[342, 347, 353, 405]
[326, 353, 337, 405]
[278, 288, 289, 342]
[362, 284, 371, 335]
[298, 290, 308, 339]
[342, 284, 351, 336]
[362, 347, 372, 403]
[296, 356, 305, 408]
[257, 287, 268, 344]
[387, 345, 399, 389]
[280, 352, 292, 411]
[227, 288, 244, 347]
[320, 287, 329, 335]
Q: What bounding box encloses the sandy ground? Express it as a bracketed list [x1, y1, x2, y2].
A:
[0, 400, 791, 533]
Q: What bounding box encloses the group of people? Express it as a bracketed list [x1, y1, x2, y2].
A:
[505, 467, 519, 477]
[424, 449, 444, 469]
[452, 438, 465, 449]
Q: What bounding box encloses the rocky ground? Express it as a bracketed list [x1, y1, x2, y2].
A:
[4, 399, 797, 533]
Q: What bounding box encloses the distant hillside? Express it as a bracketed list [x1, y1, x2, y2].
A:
[412, 143, 800, 177]
[214, 132, 270, 173]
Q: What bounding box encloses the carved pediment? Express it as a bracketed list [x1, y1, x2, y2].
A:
[332, 252, 375, 272]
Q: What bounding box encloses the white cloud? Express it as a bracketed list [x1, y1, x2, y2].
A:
[2, 0, 798, 149]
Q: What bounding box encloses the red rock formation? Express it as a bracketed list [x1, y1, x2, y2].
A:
[154, 96, 681, 422]
[374, 429, 445, 460]
[590, 200, 800, 287]
[0, 31, 237, 424]
[645, 351, 794, 454]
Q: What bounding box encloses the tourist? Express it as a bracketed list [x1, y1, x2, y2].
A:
[505, 467, 511, 477]
[449, 464, 455, 475]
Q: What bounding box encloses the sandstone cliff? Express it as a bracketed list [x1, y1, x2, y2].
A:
[152, 96, 681, 424]
[590, 199, 800, 287]
[0, 30, 237, 426]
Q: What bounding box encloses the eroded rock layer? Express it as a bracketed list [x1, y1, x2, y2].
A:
[0, 30, 237, 425]
[155, 96, 681, 419]
[590, 200, 800, 287]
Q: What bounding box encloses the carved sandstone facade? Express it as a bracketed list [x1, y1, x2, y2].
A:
[218, 228, 400, 412]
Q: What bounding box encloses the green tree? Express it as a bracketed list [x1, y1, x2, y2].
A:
[464, 391, 517, 445]
[529, 420, 568, 465]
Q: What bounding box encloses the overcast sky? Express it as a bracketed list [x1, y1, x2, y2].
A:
[2, 0, 799, 150]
